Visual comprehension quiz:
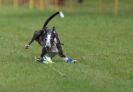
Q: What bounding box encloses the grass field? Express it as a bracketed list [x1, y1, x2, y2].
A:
[0, 8, 133, 92]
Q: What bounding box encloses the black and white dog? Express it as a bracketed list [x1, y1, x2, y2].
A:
[25, 11, 76, 63]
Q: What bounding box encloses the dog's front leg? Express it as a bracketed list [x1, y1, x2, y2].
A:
[25, 30, 42, 49]
[57, 43, 66, 58]
[57, 43, 69, 62]
[37, 47, 47, 62]
[57, 44, 77, 63]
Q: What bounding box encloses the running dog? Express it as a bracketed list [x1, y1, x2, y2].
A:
[25, 11, 76, 63]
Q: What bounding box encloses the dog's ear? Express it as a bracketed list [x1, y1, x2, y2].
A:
[53, 26, 55, 30]
[44, 27, 48, 31]
[43, 27, 48, 33]
[52, 26, 56, 34]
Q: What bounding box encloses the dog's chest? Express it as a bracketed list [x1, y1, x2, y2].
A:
[50, 38, 58, 53]
[51, 45, 58, 53]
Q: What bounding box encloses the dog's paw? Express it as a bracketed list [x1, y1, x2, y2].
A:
[73, 60, 78, 63]
[35, 56, 42, 61]
[66, 58, 78, 64]
[24, 44, 30, 49]
[34, 56, 54, 64]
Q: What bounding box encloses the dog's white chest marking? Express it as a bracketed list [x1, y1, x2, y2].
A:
[50, 38, 58, 53]
[46, 34, 51, 47]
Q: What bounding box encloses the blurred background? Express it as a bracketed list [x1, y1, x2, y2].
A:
[0, 0, 132, 16]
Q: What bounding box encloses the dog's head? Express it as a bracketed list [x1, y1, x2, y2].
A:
[44, 27, 56, 50]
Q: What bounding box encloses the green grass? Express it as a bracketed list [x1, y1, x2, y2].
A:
[0, 8, 133, 92]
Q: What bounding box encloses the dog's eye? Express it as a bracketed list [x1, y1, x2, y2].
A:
[45, 38, 47, 41]
[51, 38, 54, 42]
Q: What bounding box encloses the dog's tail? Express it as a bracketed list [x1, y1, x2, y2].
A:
[42, 11, 64, 30]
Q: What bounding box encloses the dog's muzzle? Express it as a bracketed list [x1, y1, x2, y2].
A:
[45, 44, 51, 51]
